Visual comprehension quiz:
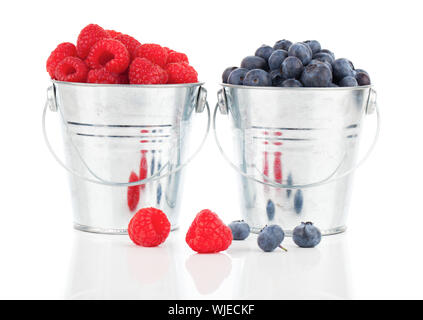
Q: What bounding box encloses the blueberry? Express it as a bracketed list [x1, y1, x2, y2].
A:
[312, 52, 335, 65]
[294, 189, 303, 214]
[255, 45, 274, 61]
[355, 70, 371, 86]
[339, 76, 358, 87]
[257, 225, 285, 252]
[229, 220, 250, 240]
[268, 49, 288, 70]
[227, 68, 248, 85]
[309, 59, 332, 72]
[304, 40, 321, 55]
[281, 56, 304, 79]
[329, 83, 339, 87]
[266, 199, 275, 220]
[332, 58, 355, 82]
[241, 56, 268, 70]
[300, 63, 333, 87]
[282, 79, 303, 87]
[286, 173, 293, 198]
[222, 66, 237, 83]
[288, 42, 312, 65]
[273, 39, 292, 51]
[270, 69, 284, 86]
[319, 49, 335, 60]
[243, 69, 271, 86]
[292, 222, 322, 248]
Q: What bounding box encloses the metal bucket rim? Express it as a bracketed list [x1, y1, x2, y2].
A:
[221, 83, 373, 92]
[52, 80, 205, 89]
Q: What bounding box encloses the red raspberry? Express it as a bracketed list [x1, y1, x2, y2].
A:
[127, 171, 140, 212]
[87, 68, 120, 84]
[54, 56, 88, 83]
[167, 51, 189, 64]
[117, 71, 129, 84]
[113, 33, 141, 60]
[86, 39, 130, 74]
[135, 44, 168, 67]
[165, 62, 198, 84]
[46, 42, 77, 79]
[128, 208, 171, 247]
[106, 30, 122, 38]
[129, 58, 168, 84]
[186, 209, 233, 253]
[76, 24, 109, 59]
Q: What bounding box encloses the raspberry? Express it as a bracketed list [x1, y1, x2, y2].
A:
[106, 30, 122, 38]
[86, 39, 130, 74]
[117, 71, 129, 84]
[54, 56, 88, 83]
[186, 209, 233, 253]
[135, 44, 168, 67]
[165, 62, 198, 84]
[127, 171, 140, 212]
[87, 68, 120, 84]
[76, 24, 109, 59]
[46, 42, 77, 79]
[167, 51, 189, 64]
[113, 33, 141, 60]
[129, 58, 168, 84]
[128, 208, 171, 247]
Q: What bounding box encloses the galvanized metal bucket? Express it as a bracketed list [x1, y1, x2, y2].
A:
[214, 84, 379, 235]
[43, 81, 209, 234]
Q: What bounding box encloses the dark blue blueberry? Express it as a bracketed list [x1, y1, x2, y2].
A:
[243, 69, 271, 87]
[270, 69, 284, 86]
[292, 222, 322, 248]
[319, 49, 335, 60]
[257, 225, 285, 252]
[309, 59, 332, 73]
[288, 42, 312, 65]
[156, 183, 162, 205]
[286, 173, 293, 198]
[300, 63, 333, 87]
[339, 76, 358, 87]
[241, 55, 268, 70]
[312, 52, 335, 65]
[281, 56, 304, 79]
[268, 49, 288, 70]
[273, 39, 292, 51]
[282, 79, 303, 87]
[294, 189, 303, 214]
[229, 220, 250, 240]
[255, 45, 274, 61]
[222, 66, 237, 83]
[304, 40, 321, 54]
[266, 199, 275, 220]
[227, 68, 248, 85]
[332, 58, 355, 82]
[355, 70, 371, 86]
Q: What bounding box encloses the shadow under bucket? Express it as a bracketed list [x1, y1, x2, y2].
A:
[43, 81, 209, 234]
[214, 84, 379, 236]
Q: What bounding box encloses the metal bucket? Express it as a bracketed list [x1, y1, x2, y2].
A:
[43, 81, 210, 234]
[214, 84, 379, 235]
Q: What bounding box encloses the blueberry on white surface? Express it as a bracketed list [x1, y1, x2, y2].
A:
[257, 225, 285, 252]
[292, 222, 322, 248]
[229, 220, 251, 240]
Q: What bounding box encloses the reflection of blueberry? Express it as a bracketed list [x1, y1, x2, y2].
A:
[229, 221, 250, 240]
[241, 56, 268, 70]
[268, 50, 288, 70]
[301, 63, 332, 87]
[286, 173, 293, 198]
[355, 70, 371, 86]
[281, 56, 304, 79]
[156, 183, 162, 205]
[282, 79, 303, 87]
[304, 40, 321, 54]
[255, 45, 274, 61]
[257, 225, 285, 252]
[339, 76, 358, 87]
[288, 42, 312, 65]
[273, 39, 292, 51]
[293, 222, 322, 248]
[222, 66, 237, 83]
[266, 199, 275, 220]
[294, 189, 303, 214]
[270, 69, 284, 86]
[227, 68, 248, 85]
[243, 69, 271, 86]
[332, 58, 355, 81]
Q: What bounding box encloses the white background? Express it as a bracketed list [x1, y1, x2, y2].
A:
[1, 0, 423, 300]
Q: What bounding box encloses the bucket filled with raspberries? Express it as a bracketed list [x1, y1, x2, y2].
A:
[43, 24, 209, 234]
[215, 39, 379, 235]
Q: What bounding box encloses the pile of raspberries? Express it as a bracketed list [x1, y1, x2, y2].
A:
[46, 24, 198, 85]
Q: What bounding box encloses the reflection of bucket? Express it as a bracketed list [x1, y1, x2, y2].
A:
[214, 85, 379, 235]
[43, 81, 209, 234]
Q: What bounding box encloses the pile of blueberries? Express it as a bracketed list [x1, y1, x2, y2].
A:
[222, 39, 371, 88]
[229, 220, 322, 252]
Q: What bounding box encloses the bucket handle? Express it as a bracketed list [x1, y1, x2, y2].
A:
[42, 85, 211, 187]
[213, 88, 380, 189]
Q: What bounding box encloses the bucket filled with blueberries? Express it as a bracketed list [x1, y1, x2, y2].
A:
[214, 39, 379, 235]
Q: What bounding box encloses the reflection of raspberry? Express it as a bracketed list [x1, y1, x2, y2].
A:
[114, 33, 141, 60]
[127, 171, 140, 212]
[54, 57, 88, 83]
[128, 208, 171, 247]
[129, 57, 168, 84]
[87, 68, 120, 84]
[76, 24, 109, 59]
[166, 62, 198, 84]
[167, 51, 189, 64]
[186, 209, 233, 253]
[86, 39, 130, 73]
[46, 42, 77, 79]
[135, 44, 168, 67]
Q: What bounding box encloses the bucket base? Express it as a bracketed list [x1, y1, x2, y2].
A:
[251, 225, 347, 237]
[73, 223, 180, 235]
